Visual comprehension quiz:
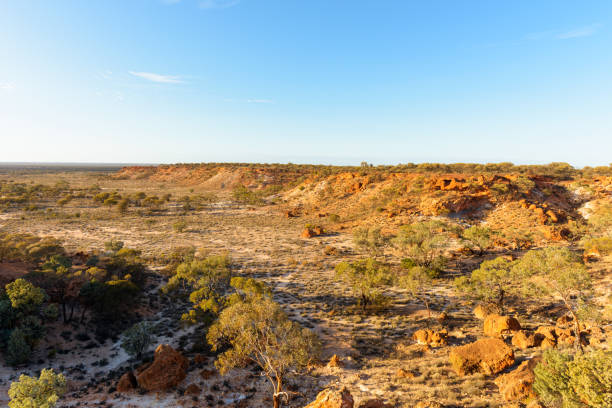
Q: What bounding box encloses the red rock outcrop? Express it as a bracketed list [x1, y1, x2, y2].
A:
[511, 330, 541, 349]
[484, 315, 521, 338]
[494, 358, 541, 401]
[136, 344, 188, 391]
[449, 338, 515, 376]
[412, 329, 448, 347]
[304, 388, 354, 408]
[116, 371, 137, 392]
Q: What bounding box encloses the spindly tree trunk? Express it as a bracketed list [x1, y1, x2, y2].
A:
[273, 376, 283, 408]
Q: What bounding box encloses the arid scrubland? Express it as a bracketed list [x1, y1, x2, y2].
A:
[0, 162, 611, 408]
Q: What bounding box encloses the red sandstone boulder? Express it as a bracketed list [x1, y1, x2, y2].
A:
[136, 344, 188, 391]
[358, 399, 394, 408]
[412, 329, 448, 347]
[302, 226, 324, 238]
[535, 326, 557, 349]
[494, 357, 541, 401]
[511, 330, 540, 349]
[449, 338, 515, 376]
[304, 388, 354, 408]
[116, 371, 137, 393]
[484, 314, 521, 338]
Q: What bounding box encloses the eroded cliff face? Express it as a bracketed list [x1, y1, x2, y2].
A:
[113, 163, 612, 246]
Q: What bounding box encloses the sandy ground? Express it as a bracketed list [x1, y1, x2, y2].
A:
[1, 172, 610, 407]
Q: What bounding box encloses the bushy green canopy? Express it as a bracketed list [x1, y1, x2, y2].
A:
[8, 369, 66, 408]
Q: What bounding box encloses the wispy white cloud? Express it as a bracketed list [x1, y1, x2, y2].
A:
[0, 81, 15, 91]
[199, 0, 240, 10]
[525, 23, 602, 41]
[129, 71, 184, 84]
[557, 23, 602, 39]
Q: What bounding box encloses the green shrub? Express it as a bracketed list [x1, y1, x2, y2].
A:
[8, 368, 66, 408]
[353, 227, 387, 256]
[121, 322, 154, 361]
[104, 239, 124, 253]
[461, 225, 492, 255]
[534, 349, 612, 408]
[328, 214, 341, 223]
[393, 220, 449, 273]
[455, 256, 516, 313]
[173, 220, 188, 233]
[6, 328, 31, 366]
[335, 258, 392, 311]
[232, 185, 264, 205]
[567, 350, 612, 408]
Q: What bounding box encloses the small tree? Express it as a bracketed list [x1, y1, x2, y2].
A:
[121, 322, 154, 361]
[398, 266, 434, 321]
[461, 225, 492, 255]
[6, 328, 31, 366]
[392, 220, 448, 273]
[334, 258, 392, 311]
[207, 294, 320, 408]
[163, 255, 232, 323]
[164, 255, 231, 294]
[117, 198, 130, 214]
[8, 368, 66, 408]
[513, 247, 593, 352]
[5, 279, 45, 313]
[454, 256, 515, 313]
[353, 227, 387, 257]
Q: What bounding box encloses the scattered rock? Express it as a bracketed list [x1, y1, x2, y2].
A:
[494, 357, 541, 401]
[396, 368, 415, 379]
[556, 314, 574, 328]
[511, 330, 540, 349]
[285, 209, 300, 218]
[535, 326, 557, 348]
[449, 338, 515, 376]
[358, 399, 393, 408]
[302, 228, 315, 238]
[415, 401, 443, 408]
[540, 337, 557, 349]
[301, 226, 324, 238]
[136, 344, 188, 391]
[583, 246, 601, 263]
[185, 383, 201, 395]
[116, 371, 137, 393]
[327, 354, 343, 368]
[484, 314, 521, 338]
[412, 329, 448, 347]
[304, 387, 354, 408]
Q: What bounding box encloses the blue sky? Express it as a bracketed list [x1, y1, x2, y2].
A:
[1, 1, 611, 166]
